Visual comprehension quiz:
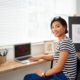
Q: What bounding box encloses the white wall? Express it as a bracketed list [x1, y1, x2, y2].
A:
[0, 0, 55, 45]
[55, 0, 76, 15]
[0, 0, 77, 45]
[76, 0, 80, 14]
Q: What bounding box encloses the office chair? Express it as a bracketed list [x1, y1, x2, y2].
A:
[50, 60, 53, 68]
[75, 57, 80, 80]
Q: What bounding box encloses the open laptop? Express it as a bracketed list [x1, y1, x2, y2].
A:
[14, 43, 31, 64]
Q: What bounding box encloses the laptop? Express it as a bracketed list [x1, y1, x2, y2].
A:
[14, 43, 31, 64]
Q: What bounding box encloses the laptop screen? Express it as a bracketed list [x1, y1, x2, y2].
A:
[14, 43, 31, 59]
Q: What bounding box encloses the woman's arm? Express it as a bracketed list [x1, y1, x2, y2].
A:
[45, 50, 69, 77]
[30, 54, 53, 61]
[41, 54, 53, 61]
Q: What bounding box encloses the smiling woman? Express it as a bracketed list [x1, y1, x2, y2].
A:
[23, 17, 77, 80]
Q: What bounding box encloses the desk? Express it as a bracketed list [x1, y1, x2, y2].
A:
[0, 59, 48, 74]
[0, 59, 50, 80]
[0, 53, 51, 80]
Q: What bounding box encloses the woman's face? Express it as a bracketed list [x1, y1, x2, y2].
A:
[51, 21, 65, 37]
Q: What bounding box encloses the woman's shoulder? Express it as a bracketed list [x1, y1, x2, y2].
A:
[61, 37, 72, 44]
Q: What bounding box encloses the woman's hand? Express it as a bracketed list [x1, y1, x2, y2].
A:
[29, 54, 53, 62]
[29, 56, 40, 61]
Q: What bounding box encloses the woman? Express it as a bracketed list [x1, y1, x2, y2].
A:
[24, 17, 77, 80]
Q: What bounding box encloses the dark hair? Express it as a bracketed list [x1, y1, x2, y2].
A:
[50, 16, 68, 34]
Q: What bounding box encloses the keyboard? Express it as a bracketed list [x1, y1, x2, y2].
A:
[17, 56, 31, 61]
[20, 60, 31, 64]
[15, 56, 31, 64]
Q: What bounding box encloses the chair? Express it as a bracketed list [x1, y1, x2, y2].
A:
[75, 57, 80, 80]
[50, 60, 53, 68]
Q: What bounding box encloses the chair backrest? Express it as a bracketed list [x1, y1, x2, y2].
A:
[77, 57, 80, 74]
[50, 60, 53, 68]
[76, 57, 80, 80]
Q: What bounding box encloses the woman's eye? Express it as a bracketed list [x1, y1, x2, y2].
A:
[57, 26, 60, 28]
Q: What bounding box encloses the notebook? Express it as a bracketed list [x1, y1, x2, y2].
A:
[14, 43, 31, 64]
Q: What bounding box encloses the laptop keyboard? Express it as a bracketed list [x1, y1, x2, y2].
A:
[18, 56, 31, 61]
[21, 59, 31, 64]
[16, 56, 31, 64]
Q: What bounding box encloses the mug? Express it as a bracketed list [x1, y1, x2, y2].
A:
[0, 56, 6, 65]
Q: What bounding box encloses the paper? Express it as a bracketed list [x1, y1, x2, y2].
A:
[72, 24, 80, 43]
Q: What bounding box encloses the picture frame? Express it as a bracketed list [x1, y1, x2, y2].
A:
[69, 16, 80, 52]
[44, 40, 54, 54]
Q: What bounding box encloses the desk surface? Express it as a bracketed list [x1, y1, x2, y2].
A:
[0, 52, 80, 74]
[0, 59, 48, 74]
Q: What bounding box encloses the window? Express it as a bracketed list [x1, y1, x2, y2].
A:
[0, 0, 76, 45]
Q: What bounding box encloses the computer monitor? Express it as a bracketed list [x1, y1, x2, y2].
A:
[14, 43, 31, 60]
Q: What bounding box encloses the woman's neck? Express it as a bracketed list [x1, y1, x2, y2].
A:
[58, 34, 66, 41]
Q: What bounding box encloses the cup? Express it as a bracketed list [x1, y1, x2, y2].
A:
[0, 56, 6, 65]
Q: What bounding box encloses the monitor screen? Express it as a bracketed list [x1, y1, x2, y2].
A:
[14, 43, 31, 58]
